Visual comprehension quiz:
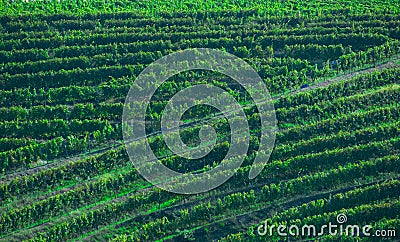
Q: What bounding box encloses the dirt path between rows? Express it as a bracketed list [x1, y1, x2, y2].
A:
[281, 58, 399, 98]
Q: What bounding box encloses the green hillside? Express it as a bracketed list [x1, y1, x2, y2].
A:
[0, 0, 399, 241]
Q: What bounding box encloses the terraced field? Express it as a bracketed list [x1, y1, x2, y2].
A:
[1, 0, 400, 241]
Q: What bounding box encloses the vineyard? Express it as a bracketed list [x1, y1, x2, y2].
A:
[1, 0, 400, 241]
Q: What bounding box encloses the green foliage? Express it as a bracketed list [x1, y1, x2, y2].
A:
[1, 2, 400, 241]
